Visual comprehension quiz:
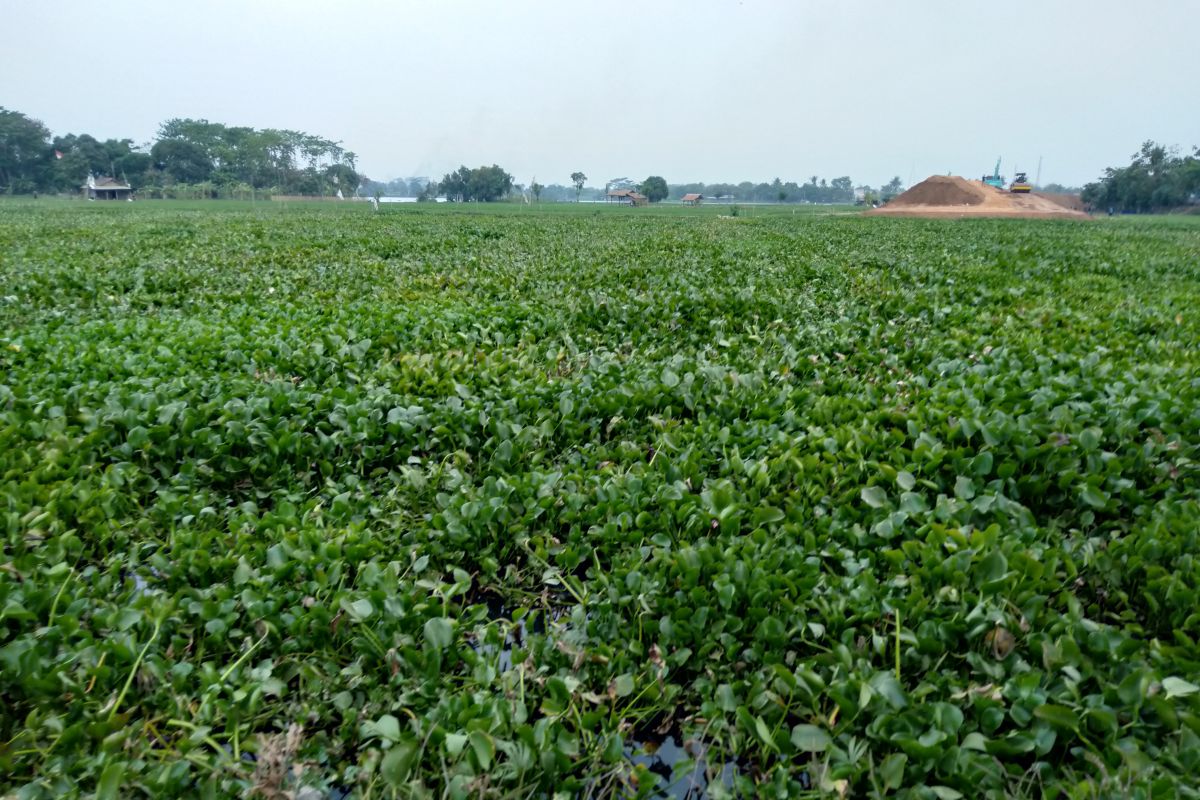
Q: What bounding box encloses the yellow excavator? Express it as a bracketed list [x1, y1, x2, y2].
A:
[1009, 171, 1033, 193]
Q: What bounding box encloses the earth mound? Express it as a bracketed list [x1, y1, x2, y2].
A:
[886, 175, 985, 207]
[867, 176, 1089, 220]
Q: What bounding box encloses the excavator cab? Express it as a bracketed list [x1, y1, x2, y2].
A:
[983, 157, 1005, 189]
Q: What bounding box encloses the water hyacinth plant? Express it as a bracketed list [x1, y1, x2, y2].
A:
[1, 202, 1199, 798]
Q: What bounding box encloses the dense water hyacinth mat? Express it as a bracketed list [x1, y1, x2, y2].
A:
[2, 201, 1200, 798]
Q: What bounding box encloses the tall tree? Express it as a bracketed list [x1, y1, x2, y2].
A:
[0, 108, 52, 193]
[570, 171, 587, 201]
[606, 177, 634, 193]
[151, 139, 214, 184]
[439, 164, 514, 202]
[639, 175, 668, 203]
[469, 165, 514, 201]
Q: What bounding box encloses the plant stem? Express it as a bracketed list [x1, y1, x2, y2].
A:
[108, 616, 162, 721]
[47, 567, 74, 625]
[894, 608, 902, 681]
[219, 631, 267, 683]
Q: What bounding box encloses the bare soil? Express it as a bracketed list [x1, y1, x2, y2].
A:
[867, 176, 1090, 220]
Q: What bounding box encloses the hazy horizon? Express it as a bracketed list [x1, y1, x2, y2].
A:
[3, 0, 1197, 189]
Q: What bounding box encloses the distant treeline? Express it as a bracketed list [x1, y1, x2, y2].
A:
[1082, 141, 1200, 212]
[4, 104, 931, 205]
[0, 107, 358, 197]
[670, 176, 865, 204]
[360, 176, 431, 198]
[364, 175, 906, 204]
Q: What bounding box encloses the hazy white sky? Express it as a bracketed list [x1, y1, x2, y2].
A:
[3, 0, 1196, 188]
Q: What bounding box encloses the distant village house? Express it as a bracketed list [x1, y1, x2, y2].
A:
[606, 188, 648, 206]
[681, 193, 703, 206]
[84, 175, 133, 201]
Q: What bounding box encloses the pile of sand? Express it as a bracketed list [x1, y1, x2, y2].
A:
[887, 175, 985, 207]
[867, 176, 1089, 220]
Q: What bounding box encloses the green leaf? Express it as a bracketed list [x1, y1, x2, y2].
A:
[127, 426, 149, 449]
[372, 714, 401, 743]
[603, 732, 624, 763]
[232, 558, 252, 586]
[879, 752, 907, 789]
[753, 716, 778, 751]
[954, 475, 976, 501]
[987, 731, 1036, 755]
[900, 492, 927, 513]
[752, 505, 785, 526]
[347, 598, 374, 622]
[929, 788, 963, 800]
[861, 486, 888, 508]
[1163, 677, 1200, 699]
[716, 683, 737, 712]
[445, 732, 468, 757]
[613, 674, 635, 698]
[790, 724, 831, 752]
[976, 550, 1008, 583]
[896, 470, 916, 491]
[961, 732, 988, 751]
[380, 741, 417, 785]
[661, 368, 680, 388]
[1033, 704, 1079, 730]
[869, 671, 908, 709]
[424, 617, 454, 650]
[469, 731, 494, 769]
[1080, 485, 1108, 509]
[96, 761, 125, 800]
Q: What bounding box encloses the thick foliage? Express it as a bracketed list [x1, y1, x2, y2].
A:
[0, 107, 358, 197]
[1082, 140, 1200, 213]
[437, 166, 515, 203]
[1, 204, 1199, 798]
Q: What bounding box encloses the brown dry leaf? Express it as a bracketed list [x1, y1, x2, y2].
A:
[985, 627, 1017, 660]
[951, 683, 1003, 701]
[648, 644, 664, 668]
[251, 724, 304, 799]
